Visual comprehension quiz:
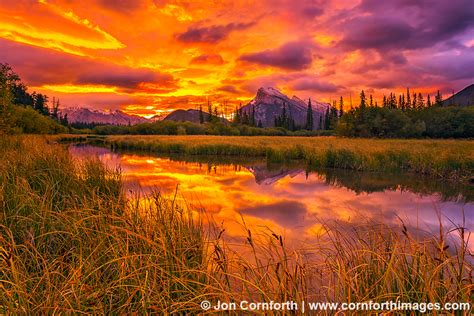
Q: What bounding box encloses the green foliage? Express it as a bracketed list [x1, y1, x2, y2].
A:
[0, 63, 69, 134]
[91, 120, 332, 137]
[338, 105, 474, 138]
[10, 105, 67, 134]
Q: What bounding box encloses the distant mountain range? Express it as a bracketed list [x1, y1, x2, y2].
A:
[60, 108, 148, 125]
[443, 84, 474, 107]
[59, 84, 472, 126]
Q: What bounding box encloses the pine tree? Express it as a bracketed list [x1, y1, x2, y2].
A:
[306, 98, 313, 130]
[383, 95, 388, 108]
[207, 100, 212, 122]
[412, 93, 417, 109]
[435, 90, 443, 106]
[339, 96, 344, 117]
[389, 93, 396, 109]
[406, 88, 411, 109]
[52, 98, 59, 120]
[281, 104, 287, 128]
[251, 107, 256, 126]
[417, 92, 424, 109]
[199, 104, 204, 124]
[60, 113, 68, 126]
[369, 94, 373, 107]
[427, 94, 431, 107]
[213, 106, 219, 121]
[324, 107, 330, 130]
[359, 90, 367, 110]
[318, 114, 323, 130]
[330, 101, 338, 129]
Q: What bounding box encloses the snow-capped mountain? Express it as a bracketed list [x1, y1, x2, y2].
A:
[60, 108, 149, 125]
[242, 87, 329, 129]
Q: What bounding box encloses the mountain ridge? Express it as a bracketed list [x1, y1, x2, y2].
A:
[60, 107, 149, 125]
[443, 84, 474, 107]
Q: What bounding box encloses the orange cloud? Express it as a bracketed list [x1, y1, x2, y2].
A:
[0, 0, 472, 116]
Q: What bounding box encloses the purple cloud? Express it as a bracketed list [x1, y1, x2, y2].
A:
[292, 78, 341, 93]
[216, 85, 240, 94]
[0, 39, 178, 91]
[239, 40, 314, 70]
[339, 0, 474, 51]
[176, 22, 255, 43]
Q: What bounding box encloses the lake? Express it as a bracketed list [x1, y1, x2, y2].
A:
[69, 144, 473, 251]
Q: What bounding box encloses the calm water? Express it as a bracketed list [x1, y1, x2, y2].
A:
[69, 144, 473, 250]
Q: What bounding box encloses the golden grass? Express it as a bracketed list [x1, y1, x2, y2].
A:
[1, 136, 472, 314]
[98, 135, 474, 181]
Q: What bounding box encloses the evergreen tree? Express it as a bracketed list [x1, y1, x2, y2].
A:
[383, 95, 388, 108]
[324, 107, 330, 130]
[417, 93, 424, 109]
[199, 104, 204, 124]
[52, 98, 60, 120]
[34, 93, 49, 115]
[339, 96, 344, 117]
[389, 93, 397, 109]
[359, 90, 367, 110]
[435, 90, 443, 106]
[306, 98, 313, 130]
[243, 110, 249, 125]
[60, 113, 69, 126]
[427, 94, 431, 107]
[369, 94, 373, 107]
[250, 107, 256, 126]
[406, 88, 411, 109]
[213, 106, 219, 121]
[319, 114, 323, 130]
[207, 100, 212, 122]
[330, 101, 338, 129]
[412, 93, 417, 109]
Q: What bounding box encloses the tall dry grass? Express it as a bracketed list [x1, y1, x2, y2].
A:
[91, 135, 474, 181]
[1, 136, 472, 314]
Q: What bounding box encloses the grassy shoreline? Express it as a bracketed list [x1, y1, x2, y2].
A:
[1, 136, 472, 313]
[61, 135, 474, 182]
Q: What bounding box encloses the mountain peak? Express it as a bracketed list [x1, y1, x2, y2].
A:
[242, 87, 329, 129]
[257, 86, 288, 98]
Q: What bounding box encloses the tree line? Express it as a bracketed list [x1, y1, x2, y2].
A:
[336, 90, 473, 138]
[0, 63, 69, 134]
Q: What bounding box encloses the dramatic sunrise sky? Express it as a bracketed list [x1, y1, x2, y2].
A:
[0, 0, 473, 117]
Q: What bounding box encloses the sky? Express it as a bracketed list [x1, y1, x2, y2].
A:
[0, 0, 473, 117]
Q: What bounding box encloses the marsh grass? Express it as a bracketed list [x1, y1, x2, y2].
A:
[95, 135, 474, 181]
[1, 136, 472, 314]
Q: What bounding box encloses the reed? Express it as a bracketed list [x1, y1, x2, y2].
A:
[1, 136, 472, 314]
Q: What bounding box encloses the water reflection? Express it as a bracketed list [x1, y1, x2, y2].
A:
[69, 144, 473, 249]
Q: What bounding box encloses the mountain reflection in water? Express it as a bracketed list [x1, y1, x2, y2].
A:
[69, 144, 473, 250]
